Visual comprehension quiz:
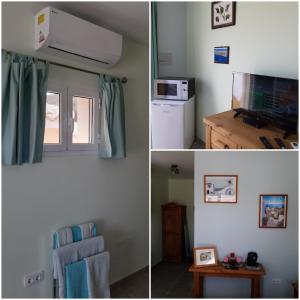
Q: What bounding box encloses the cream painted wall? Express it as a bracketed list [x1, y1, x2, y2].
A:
[2, 2, 148, 298]
[168, 178, 194, 253]
[194, 151, 298, 298]
[151, 173, 194, 266]
[157, 2, 187, 77]
[187, 2, 298, 140]
[151, 170, 168, 267]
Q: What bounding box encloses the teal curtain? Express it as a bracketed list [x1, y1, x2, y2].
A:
[98, 75, 126, 159]
[151, 2, 159, 95]
[2, 50, 49, 165]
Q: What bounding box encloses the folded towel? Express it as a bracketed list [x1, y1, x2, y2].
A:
[53, 227, 73, 249]
[85, 252, 110, 298]
[79, 222, 96, 240]
[53, 223, 97, 249]
[65, 260, 89, 298]
[71, 226, 82, 243]
[53, 236, 105, 298]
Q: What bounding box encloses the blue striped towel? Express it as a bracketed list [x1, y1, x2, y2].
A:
[53, 222, 97, 249]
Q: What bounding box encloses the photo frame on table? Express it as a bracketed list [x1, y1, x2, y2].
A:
[204, 175, 238, 203]
[193, 246, 218, 267]
[259, 194, 288, 228]
[214, 46, 230, 64]
[212, 2, 236, 29]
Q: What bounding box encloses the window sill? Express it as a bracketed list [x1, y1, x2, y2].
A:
[43, 150, 98, 157]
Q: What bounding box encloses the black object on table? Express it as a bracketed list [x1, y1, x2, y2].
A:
[259, 136, 274, 149]
[274, 138, 286, 149]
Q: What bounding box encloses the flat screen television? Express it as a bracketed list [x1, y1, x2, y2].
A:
[232, 72, 298, 137]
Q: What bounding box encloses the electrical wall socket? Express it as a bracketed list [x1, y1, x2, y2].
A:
[24, 270, 44, 288]
[271, 278, 282, 285]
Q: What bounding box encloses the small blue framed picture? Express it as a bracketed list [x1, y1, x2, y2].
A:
[214, 46, 230, 64]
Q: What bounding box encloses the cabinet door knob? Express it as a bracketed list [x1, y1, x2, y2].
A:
[224, 144, 229, 149]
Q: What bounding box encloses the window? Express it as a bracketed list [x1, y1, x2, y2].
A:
[72, 96, 93, 144]
[43, 82, 99, 152]
[44, 92, 60, 144]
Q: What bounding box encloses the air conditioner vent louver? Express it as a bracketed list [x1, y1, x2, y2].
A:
[48, 46, 110, 65]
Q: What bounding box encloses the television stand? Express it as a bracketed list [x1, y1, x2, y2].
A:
[233, 108, 267, 129]
[283, 130, 297, 140]
[243, 117, 266, 129]
[233, 110, 241, 118]
[203, 110, 298, 149]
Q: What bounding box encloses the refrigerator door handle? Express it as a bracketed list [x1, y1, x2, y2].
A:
[153, 104, 178, 107]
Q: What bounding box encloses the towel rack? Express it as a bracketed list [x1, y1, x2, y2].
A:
[52, 223, 97, 298]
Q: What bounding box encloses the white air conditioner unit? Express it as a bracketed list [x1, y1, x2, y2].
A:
[34, 7, 122, 68]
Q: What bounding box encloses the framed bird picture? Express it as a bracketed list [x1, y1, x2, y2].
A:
[212, 2, 236, 29]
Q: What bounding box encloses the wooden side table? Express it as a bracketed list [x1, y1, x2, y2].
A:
[203, 110, 298, 149]
[189, 263, 266, 298]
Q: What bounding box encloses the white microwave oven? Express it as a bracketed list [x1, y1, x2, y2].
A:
[154, 77, 195, 100]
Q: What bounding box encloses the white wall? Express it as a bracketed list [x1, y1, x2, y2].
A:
[194, 151, 298, 298]
[151, 172, 194, 266]
[168, 178, 194, 253]
[187, 2, 299, 140]
[2, 2, 148, 298]
[151, 170, 168, 267]
[157, 2, 187, 77]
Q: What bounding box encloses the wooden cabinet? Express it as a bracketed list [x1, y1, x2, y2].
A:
[162, 203, 186, 263]
[203, 110, 298, 149]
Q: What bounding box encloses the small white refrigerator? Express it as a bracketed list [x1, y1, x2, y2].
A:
[151, 96, 195, 149]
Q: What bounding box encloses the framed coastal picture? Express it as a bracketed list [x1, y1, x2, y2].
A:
[204, 175, 238, 203]
[259, 194, 288, 228]
[214, 46, 230, 64]
[212, 2, 236, 29]
[193, 246, 218, 267]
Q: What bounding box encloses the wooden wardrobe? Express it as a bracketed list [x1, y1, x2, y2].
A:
[162, 203, 187, 263]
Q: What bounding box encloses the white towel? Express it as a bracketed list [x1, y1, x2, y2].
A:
[85, 252, 110, 298]
[79, 222, 94, 240]
[53, 236, 105, 298]
[57, 227, 73, 248]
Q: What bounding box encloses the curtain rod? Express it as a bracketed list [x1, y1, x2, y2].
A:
[43, 60, 128, 84]
[3, 49, 127, 83]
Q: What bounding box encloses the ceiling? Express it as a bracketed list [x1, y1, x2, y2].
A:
[151, 151, 194, 179]
[44, 2, 149, 45]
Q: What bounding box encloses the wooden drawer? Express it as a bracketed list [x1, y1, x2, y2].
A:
[211, 130, 237, 149]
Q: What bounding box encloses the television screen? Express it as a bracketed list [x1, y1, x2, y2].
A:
[232, 72, 298, 132]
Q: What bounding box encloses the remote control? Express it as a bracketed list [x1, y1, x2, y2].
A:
[290, 142, 298, 149]
[259, 136, 274, 149]
[274, 138, 286, 149]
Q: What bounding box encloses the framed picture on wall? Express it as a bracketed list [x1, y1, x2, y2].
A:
[259, 194, 288, 228]
[214, 46, 230, 64]
[193, 246, 218, 267]
[204, 175, 238, 203]
[212, 2, 236, 29]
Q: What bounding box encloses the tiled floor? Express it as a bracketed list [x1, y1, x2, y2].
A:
[151, 261, 193, 298]
[111, 266, 149, 298]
